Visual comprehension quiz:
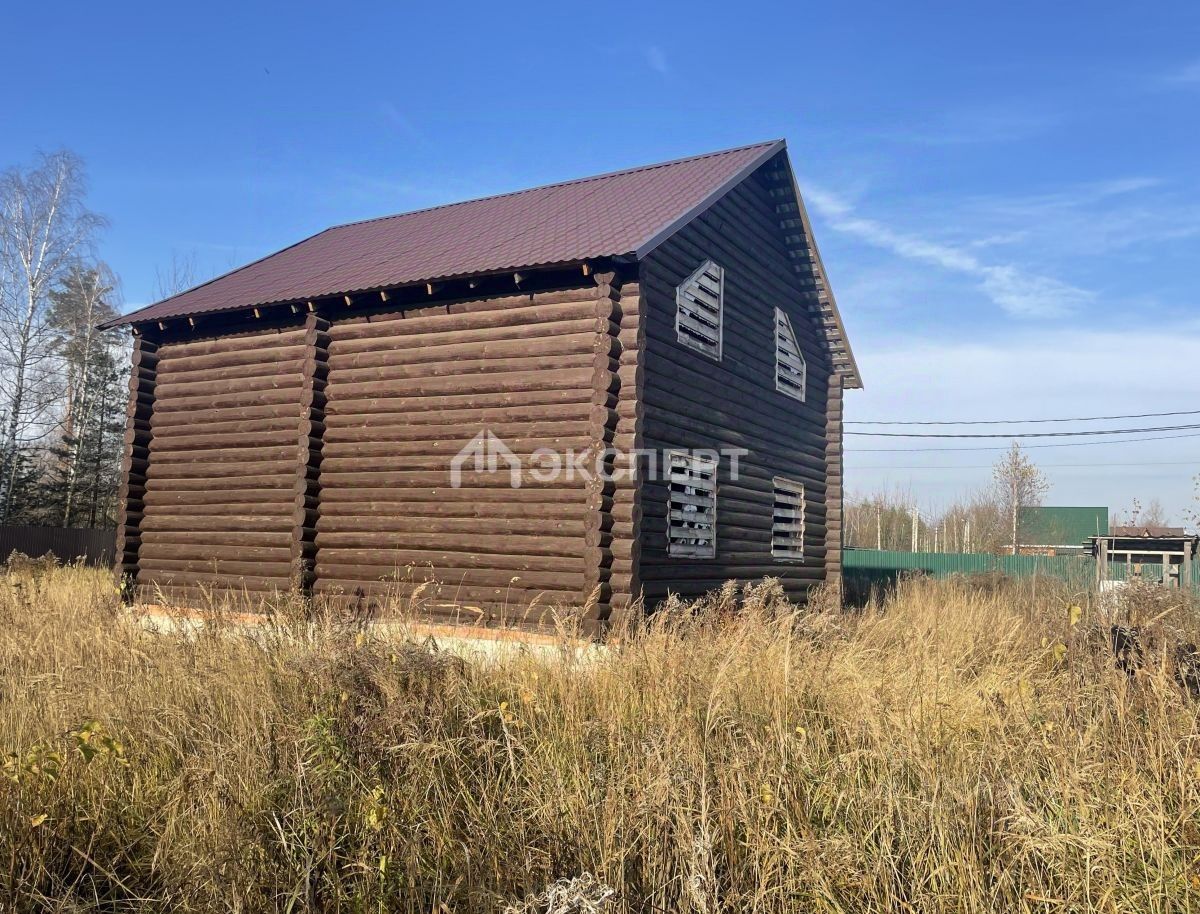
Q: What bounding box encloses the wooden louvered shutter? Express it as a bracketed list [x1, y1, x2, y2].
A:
[667, 451, 718, 558]
[772, 477, 805, 561]
[675, 261, 723, 359]
[774, 307, 806, 402]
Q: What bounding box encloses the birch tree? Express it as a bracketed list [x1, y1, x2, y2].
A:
[992, 441, 1050, 556]
[0, 151, 105, 520]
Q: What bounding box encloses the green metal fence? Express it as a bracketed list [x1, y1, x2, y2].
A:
[843, 548, 1199, 603]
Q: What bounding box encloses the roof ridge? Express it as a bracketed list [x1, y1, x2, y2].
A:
[329, 139, 784, 231]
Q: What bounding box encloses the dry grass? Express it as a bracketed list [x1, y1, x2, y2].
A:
[3, 565, 1200, 912]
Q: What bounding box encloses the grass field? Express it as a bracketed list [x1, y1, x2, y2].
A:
[3, 564, 1200, 912]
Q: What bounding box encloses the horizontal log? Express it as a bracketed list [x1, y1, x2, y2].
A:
[316, 497, 585, 518]
[315, 515, 587, 537]
[131, 348, 160, 370]
[146, 459, 296, 480]
[145, 473, 294, 492]
[327, 366, 598, 400]
[313, 469, 591, 489]
[335, 287, 597, 331]
[136, 570, 291, 590]
[155, 345, 308, 376]
[639, 424, 826, 485]
[129, 375, 155, 396]
[152, 387, 299, 413]
[314, 549, 584, 574]
[151, 445, 298, 466]
[154, 373, 303, 400]
[325, 403, 600, 435]
[313, 531, 586, 557]
[330, 298, 601, 345]
[329, 350, 601, 386]
[314, 564, 583, 592]
[138, 530, 292, 548]
[317, 439, 596, 468]
[312, 578, 584, 610]
[138, 557, 294, 576]
[152, 443, 297, 465]
[141, 514, 293, 533]
[321, 418, 594, 449]
[147, 426, 301, 452]
[139, 543, 293, 563]
[327, 315, 617, 359]
[325, 387, 604, 418]
[150, 404, 303, 429]
[327, 331, 607, 371]
[160, 328, 307, 358]
[639, 375, 827, 463]
[141, 488, 303, 508]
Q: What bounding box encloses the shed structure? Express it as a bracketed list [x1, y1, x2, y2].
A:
[105, 139, 861, 630]
[1089, 526, 1199, 589]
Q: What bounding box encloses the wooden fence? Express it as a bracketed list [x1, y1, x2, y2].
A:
[0, 526, 116, 566]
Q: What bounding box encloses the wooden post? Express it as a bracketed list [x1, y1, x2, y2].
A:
[291, 312, 330, 597]
[115, 334, 158, 600]
[581, 270, 622, 631]
[606, 273, 644, 628]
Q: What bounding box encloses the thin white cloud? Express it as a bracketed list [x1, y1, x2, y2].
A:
[806, 186, 1094, 318]
[1164, 59, 1200, 85]
[953, 176, 1200, 257]
[644, 45, 669, 75]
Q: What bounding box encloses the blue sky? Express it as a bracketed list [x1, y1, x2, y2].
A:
[6, 0, 1199, 518]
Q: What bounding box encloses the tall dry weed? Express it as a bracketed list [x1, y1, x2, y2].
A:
[1, 566, 1199, 912]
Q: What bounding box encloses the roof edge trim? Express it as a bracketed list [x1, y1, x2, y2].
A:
[781, 156, 863, 389]
[632, 139, 786, 260]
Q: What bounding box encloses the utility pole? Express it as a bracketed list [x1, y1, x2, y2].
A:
[876, 509, 882, 550]
[911, 506, 919, 552]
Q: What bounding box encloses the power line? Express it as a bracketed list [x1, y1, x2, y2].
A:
[851, 459, 1199, 470]
[846, 423, 1200, 439]
[847, 408, 1200, 426]
[849, 430, 1200, 452]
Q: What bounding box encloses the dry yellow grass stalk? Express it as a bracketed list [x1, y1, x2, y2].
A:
[1, 564, 1199, 912]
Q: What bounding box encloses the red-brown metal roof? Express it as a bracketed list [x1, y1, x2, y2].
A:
[109, 140, 785, 327]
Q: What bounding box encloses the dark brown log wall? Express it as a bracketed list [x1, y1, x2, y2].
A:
[134, 327, 308, 600]
[637, 169, 835, 604]
[313, 284, 626, 628]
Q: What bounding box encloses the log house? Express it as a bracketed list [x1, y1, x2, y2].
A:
[105, 140, 862, 629]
